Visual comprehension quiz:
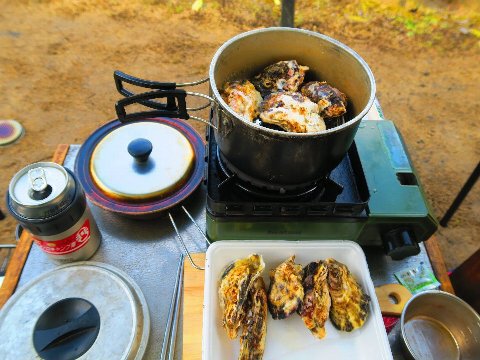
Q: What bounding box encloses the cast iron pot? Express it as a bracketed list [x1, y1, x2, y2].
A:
[114, 27, 375, 189]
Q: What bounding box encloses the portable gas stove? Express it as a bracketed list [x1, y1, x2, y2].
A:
[206, 119, 438, 260]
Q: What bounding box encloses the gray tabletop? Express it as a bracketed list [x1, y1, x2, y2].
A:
[16, 144, 431, 359]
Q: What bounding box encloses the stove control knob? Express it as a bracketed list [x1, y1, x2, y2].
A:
[382, 228, 420, 260]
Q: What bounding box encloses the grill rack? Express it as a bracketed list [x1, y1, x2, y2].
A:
[205, 127, 370, 218]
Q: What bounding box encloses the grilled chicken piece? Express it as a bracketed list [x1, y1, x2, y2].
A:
[239, 277, 268, 360]
[268, 255, 304, 319]
[298, 261, 331, 339]
[252, 60, 309, 97]
[260, 92, 326, 133]
[222, 80, 262, 122]
[326, 258, 370, 332]
[219, 254, 265, 339]
[301, 81, 347, 118]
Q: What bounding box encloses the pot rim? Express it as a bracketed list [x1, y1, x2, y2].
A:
[209, 27, 376, 137]
[400, 290, 480, 359]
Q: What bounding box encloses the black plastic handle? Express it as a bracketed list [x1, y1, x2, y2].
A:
[115, 89, 189, 123]
[33, 298, 100, 360]
[114, 70, 178, 111]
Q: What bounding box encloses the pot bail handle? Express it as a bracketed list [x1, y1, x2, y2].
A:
[114, 70, 217, 129]
[114, 70, 178, 111]
[115, 89, 189, 123]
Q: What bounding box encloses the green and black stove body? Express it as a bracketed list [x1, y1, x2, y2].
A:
[206, 120, 438, 260]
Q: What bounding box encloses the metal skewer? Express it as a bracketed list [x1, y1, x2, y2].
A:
[160, 254, 184, 360]
[167, 263, 183, 360]
[168, 212, 205, 271]
[181, 206, 211, 246]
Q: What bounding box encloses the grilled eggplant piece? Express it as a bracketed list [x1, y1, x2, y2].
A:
[252, 60, 309, 97]
[222, 80, 262, 122]
[259, 92, 326, 133]
[219, 254, 265, 339]
[268, 255, 304, 319]
[239, 277, 268, 360]
[301, 81, 347, 118]
[326, 258, 370, 332]
[298, 261, 331, 339]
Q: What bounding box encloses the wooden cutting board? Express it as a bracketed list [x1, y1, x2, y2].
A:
[183, 253, 206, 360]
[182, 254, 412, 359]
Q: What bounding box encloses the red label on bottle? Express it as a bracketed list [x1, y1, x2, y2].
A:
[33, 219, 91, 255]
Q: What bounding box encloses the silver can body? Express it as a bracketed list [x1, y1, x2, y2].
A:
[7, 162, 101, 262]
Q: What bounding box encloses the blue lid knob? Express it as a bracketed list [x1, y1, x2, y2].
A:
[128, 138, 153, 163]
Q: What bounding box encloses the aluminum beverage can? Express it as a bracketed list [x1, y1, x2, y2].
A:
[6, 162, 101, 262]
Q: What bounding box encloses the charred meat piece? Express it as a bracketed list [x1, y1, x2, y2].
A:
[219, 254, 265, 339]
[252, 60, 309, 97]
[222, 80, 262, 122]
[326, 258, 370, 332]
[260, 92, 326, 133]
[239, 277, 268, 360]
[301, 81, 347, 118]
[268, 255, 304, 319]
[298, 261, 331, 339]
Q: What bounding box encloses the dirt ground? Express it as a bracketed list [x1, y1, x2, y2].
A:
[0, 0, 478, 270]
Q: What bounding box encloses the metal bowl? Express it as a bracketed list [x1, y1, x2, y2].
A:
[401, 290, 480, 360]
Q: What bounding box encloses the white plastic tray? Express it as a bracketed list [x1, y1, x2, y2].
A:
[202, 240, 393, 360]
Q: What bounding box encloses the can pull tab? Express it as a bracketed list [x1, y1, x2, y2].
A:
[28, 167, 52, 200]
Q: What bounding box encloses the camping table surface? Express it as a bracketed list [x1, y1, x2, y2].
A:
[0, 107, 454, 359]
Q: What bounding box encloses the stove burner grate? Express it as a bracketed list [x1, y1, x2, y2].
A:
[206, 127, 370, 218]
[216, 148, 329, 201]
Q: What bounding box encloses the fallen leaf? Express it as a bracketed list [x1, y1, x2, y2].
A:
[192, 0, 203, 12]
[346, 14, 368, 23]
[470, 28, 480, 38]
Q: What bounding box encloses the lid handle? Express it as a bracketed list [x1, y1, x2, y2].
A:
[128, 138, 153, 163]
[33, 298, 100, 360]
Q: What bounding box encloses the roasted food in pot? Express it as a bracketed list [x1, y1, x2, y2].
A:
[222, 80, 263, 122]
[326, 258, 370, 331]
[298, 261, 331, 339]
[239, 277, 268, 360]
[301, 81, 347, 118]
[268, 255, 304, 319]
[219, 254, 265, 339]
[260, 92, 326, 133]
[252, 60, 309, 97]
